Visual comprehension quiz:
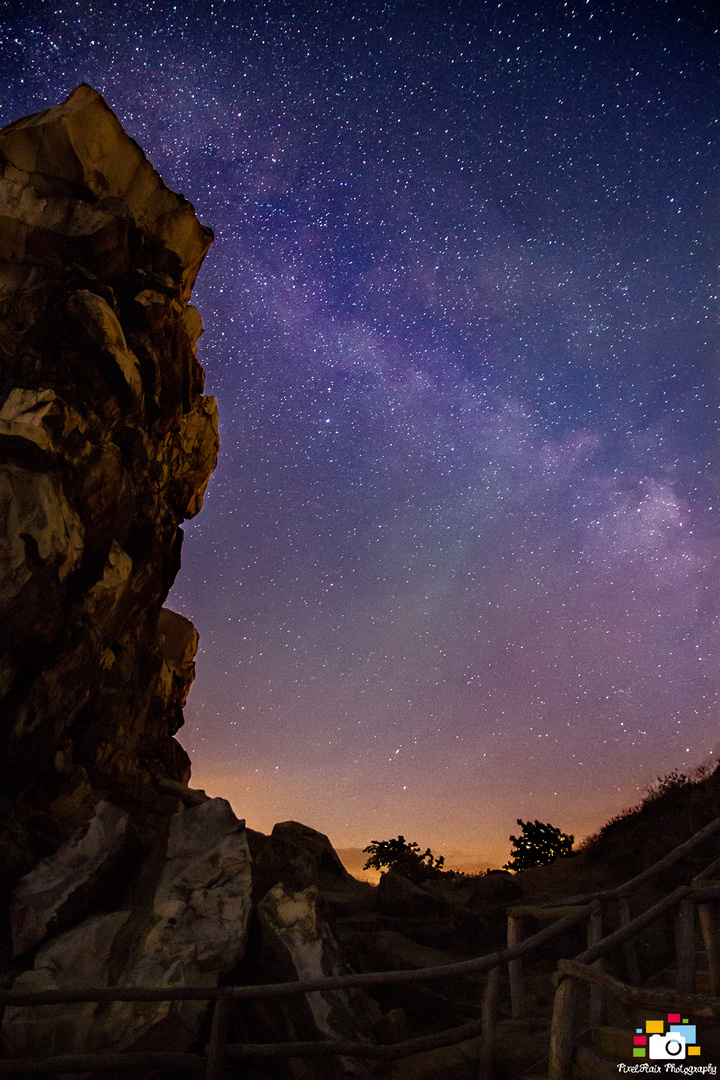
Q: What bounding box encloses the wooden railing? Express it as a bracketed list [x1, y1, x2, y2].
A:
[506, 816, 720, 1018]
[548, 880, 720, 1080]
[0, 818, 718, 1079]
[0, 903, 597, 1079]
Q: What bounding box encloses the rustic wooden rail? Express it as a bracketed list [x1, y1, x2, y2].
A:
[0, 904, 596, 1079]
[547, 880, 720, 1080]
[0, 903, 596, 1010]
[0, 819, 717, 1079]
[506, 816, 720, 1018]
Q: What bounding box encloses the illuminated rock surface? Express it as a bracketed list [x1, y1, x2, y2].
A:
[4, 799, 252, 1055]
[0, 84, 217, 859]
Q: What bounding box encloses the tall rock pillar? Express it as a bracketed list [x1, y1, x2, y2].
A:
[0, 84, 219, 875]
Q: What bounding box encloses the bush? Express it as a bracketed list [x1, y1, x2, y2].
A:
[503, 819, 574, 872]
[363, 835, 445, 882]
[577, 762, 718, 851]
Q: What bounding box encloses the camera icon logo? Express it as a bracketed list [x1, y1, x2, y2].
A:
[633, 1015, 700, 1060]
[648, 1032, 686, 1059]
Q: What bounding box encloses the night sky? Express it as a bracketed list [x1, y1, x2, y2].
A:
[2, 1, 717, 873]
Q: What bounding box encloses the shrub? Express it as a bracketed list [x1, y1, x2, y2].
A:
[503, 819, 574, 872]
[363, 835, 445, 882]
[578, 762, 718, 851]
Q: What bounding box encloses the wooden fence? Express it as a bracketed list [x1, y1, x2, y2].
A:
[506, 815, 720, 1018]
[0, 818, 718, 1079]
[548, 881, 720, 1080]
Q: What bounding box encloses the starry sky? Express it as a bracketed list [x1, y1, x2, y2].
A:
[1, 0, 717, 873]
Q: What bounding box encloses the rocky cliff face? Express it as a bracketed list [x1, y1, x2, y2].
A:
[0, 85, 393, 1075]
[0, 84, 218, 883]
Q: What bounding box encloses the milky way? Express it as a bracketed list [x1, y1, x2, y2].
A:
[2, 0, 716, 870]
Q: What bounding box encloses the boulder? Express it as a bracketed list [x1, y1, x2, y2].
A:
[376, 872, 450, 918]
[3, 911, 132, 1056]
[244, 883, 381, 1078]
[3, 798, 252, 1056]
[270, 821, 354, 876]
[250, 819, 357, 902]
[467, 870, 523, 909]
[10, 800, 133, 956]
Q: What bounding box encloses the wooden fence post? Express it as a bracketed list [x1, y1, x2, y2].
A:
[548, 977, 579, 1080]
[206, 996, 231, 1080]
[587, 905, 604, 1026]
[676, 898, 696, 993]
[618, 898, 641, 985]
[478, 964, 500, 1080]
[698, 902, 719, 995]
[507, 914, 526, 1019]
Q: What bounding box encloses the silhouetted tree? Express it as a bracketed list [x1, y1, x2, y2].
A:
[363, 835, 445, 882]
[503, 819, 574, 872]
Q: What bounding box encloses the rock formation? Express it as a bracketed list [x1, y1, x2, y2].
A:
[4, 798, 252, 1057]
[0, 85, 400, 1075]
[0, 83, 234, 1058]
[0, 83, 218, 885]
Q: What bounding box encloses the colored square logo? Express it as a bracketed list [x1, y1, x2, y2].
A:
[630, 1015, 702, 1061]
[670, 1024, 696, 1043]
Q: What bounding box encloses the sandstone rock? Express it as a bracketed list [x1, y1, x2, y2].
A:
[349, 929, 455, 973]
[467, 870, 523, 909]
[10, 800, 133, 956]
[272, 821, 357, 880]
[0, 84, 217, 832]
[0, 462, 84, 607]
[250, 820, 358, 903]
[0, 798, 69, 912]
[3, 910, 133, 1057]
[155, 775, 209, 806]
[376, 872, 450, 918]
[253, 883, 381, 1077]
[0, 83, 212, 299]
[333, 927, 467, 1060]
[174, 393, 220, 517]
[67, 289, 144, 408]
[156, 607, 198, 709]
[183, 303, 204, 353]
[0, 387, 86, 463]
[83, 540, 134, 634]
[3, 798, 252, 1056]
